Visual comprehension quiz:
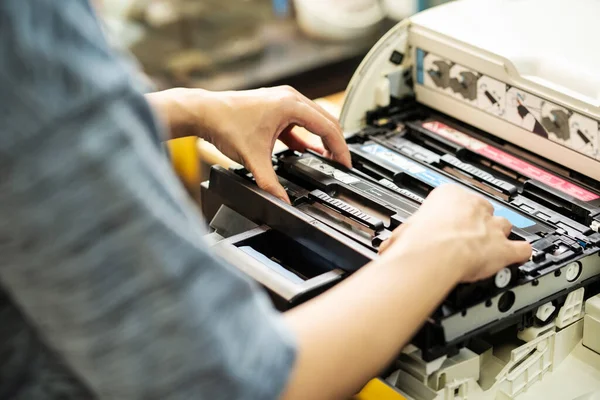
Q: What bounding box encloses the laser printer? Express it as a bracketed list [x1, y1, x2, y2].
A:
[201, 0, 600, 398]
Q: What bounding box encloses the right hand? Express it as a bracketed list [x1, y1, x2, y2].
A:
[379, 184, 532, 283]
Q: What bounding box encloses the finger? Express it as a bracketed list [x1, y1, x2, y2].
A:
[297, 93, 342, 132]
[379, 223, 408, 254]
[286, 102, 352, 168]
[378, 239, 391, 254]
[474, 196, 495, 216]
[504, 240, 533, 265]
[279, 126, 326, 154]
[279, 86, 341, 130]
[390, 222, 408, 241]
[245, 155, 291, 204]
[490, 216, 512, 237]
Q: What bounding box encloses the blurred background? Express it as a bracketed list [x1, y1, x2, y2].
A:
[98, 0, 453, 99]
[94, 0, 453, 199]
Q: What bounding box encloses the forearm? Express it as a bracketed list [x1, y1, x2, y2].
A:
[281, 245, 463, 400]
[146, 88, 211, 140]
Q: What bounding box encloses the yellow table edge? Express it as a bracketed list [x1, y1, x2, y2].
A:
[353, 379, 407, 400]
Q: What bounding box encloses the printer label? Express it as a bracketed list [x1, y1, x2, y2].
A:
[477, 75, 507, 117]
[422, 121, 600, 202]
[360, 143, 536, 228]
[416, 48, 600, 165]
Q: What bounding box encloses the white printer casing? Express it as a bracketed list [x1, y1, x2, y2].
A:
[342, 0, 600, 183]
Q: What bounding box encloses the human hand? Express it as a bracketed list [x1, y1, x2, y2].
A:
[378, 184, 532, 283]
[148, 86, 351, 202]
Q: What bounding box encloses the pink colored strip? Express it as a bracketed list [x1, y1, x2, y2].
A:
[422, 121, 600, 202]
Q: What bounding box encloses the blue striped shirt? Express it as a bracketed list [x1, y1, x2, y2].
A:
[0, 1, 296, 398]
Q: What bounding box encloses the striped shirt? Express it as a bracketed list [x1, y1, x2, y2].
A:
[0, 1, 296, 398]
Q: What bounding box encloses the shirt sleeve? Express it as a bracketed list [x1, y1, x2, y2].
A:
[0, 1, 296, 399]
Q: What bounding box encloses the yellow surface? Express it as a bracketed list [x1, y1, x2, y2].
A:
[353, 379, 407, 400]
[167, 136, 201, 188]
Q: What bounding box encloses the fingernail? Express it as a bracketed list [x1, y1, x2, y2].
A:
[278, 195, 291, 204]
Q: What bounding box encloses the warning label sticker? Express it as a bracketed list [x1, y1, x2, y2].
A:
[416, 48, 600, 163]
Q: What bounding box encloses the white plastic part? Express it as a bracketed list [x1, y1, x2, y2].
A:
[494, 268, 512, 289]
[293, 0, 385, 41]
[429, 348, 480, 391]
[591, 220, 600, 233]
[387, 368, 440, 399]
[387, 318, 600, 399]
[444, 380, 469, 400]
[565, 262, 582, 282]
[492, 331, 555, 398]
[535, 302, 556, 324]
[391, 348, 482, 398]
[586, 294, 600, 320]
[401, 344, 420, 354]
[573, 391, 600, 400]
[340, 20, 410, 133]
[520, 321, 600, 400]
[518, 322, 555, 343]
[583, 315, 600, 356]
[375, 78, 391, 108]
[552, 320, 584, 368]
[402, 347, 448, 378]
[583, 294, 600, 355]
[555, 288, 585, 329]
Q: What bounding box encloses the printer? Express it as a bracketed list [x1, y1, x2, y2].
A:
[201, 0, 600, 398]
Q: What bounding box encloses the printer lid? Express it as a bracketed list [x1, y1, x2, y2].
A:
[411, 0, 600, 104]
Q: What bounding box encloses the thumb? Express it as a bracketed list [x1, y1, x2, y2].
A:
[378, 239, 391, 254]
[247, 156, 291, 204]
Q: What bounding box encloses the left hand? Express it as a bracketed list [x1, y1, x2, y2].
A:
[378, 184, 531, 283]
[148, 86, 351, 202]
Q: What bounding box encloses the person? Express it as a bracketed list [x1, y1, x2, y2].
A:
[0, 1, 532, 399]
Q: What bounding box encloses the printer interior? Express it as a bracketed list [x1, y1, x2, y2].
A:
[203, 105, 600, 360]
[201, 1, 600, 396]
[202, 90, 600, 398]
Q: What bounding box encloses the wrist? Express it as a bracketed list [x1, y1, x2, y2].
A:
[146, 88, 210, 140]
[375, 237, 465, 287]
